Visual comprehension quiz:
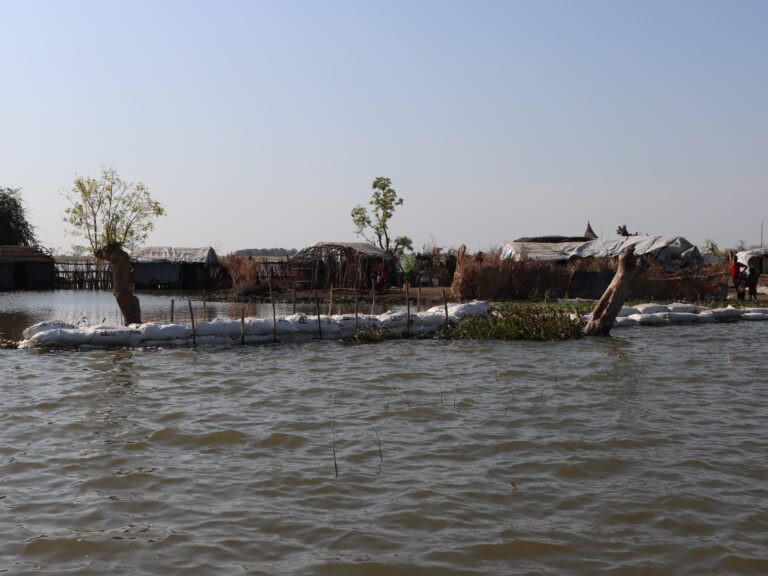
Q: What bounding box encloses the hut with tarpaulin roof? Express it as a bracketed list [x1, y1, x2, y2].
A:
[132, 246, 224, 290]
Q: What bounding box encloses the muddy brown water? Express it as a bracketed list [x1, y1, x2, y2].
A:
[0, 291, 766, 574]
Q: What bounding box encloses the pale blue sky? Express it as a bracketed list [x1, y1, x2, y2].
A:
[2, 0, 766, 254]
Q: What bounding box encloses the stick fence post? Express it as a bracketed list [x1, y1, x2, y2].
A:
[269, 271, 277, 343]
[315, 290, 322, 339]
[188, 299, 197, 346]
[406, 282, 411, 338]
[442, 289, 449, 330]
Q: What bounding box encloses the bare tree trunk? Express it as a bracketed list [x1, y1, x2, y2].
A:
[95, 244, 141, 325]
[583, 246, 643, 336]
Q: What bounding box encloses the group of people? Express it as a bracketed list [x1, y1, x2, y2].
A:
[730, 252, 759, 302]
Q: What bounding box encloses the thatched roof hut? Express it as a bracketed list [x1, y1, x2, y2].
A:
[291, 242, 392, 290]
[0, 245, 56, 290]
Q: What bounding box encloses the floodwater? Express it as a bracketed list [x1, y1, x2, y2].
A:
[0, 292, 766, 574]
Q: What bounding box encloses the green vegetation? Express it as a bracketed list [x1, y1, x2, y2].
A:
[63, 167, 166, 324]
[444, 303, 585, 341]
[351, 177, 413, 255]
[0, 187, 37, 246]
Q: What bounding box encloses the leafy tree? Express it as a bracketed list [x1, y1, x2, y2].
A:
[351, 177, 413, 254]
[64, 167, 165, 325]
[0, 187, 37, 246]
[701, 238, 722, 256]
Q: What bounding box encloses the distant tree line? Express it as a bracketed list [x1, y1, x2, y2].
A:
[235, 248, 297, 257]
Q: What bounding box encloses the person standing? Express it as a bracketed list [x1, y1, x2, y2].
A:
[730, 252, 747, 288]
[747, 265, 759, 301]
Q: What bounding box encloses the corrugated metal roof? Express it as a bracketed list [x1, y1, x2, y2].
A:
[0, 245, 54, 263]
[132, 246, 219, 264]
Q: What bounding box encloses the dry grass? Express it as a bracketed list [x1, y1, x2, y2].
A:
[452, 247, 728, 302]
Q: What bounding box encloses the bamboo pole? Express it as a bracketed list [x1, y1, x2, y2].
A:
[354, 287, 359, 330]
[417, 284, 422, 312]
[442, 289, 449, 330]
[328, 285, 334, 316]
[269, 271, 277, 344]
[188, 299, 196, 346]
[202, 291, 207, 321]
[370, 285, 375, 315]
[170, 299, 175, 323]
[240, 307, 245, 345]
[406, 283, 411, 338]
[315, 290, 322, 339]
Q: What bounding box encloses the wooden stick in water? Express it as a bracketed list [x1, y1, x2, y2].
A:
[406, 282, 411, 338]
[442, 289, 449, 330]
[417, 284, 421, 312]
[170, 299, 175, 323]
[240, 306, 245, 346]
[188, 299, 196, 346]
[315, 290, 322, 339]
[269, 271, 277, 343]
[354, 287, 359, 330]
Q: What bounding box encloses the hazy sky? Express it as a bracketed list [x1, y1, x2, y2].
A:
[2, 0, 766, 254]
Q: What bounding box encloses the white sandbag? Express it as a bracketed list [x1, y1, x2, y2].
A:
[741, 312, 768, 321]
[634, 303, 670, 314]
[194, 335, 234, 346]
[243, 333, 275, 344]
[695, 312, 716, 323]
[667, 303, 706, 314]
[410, 312, 449, 336]
[244, 317, 272, 335]
[617, 306, 639, 317]
[88, 326, 143, 347]
[377, 310, 409, 329]
[284, 314, 342, 338]
[245, 317, 297, 336]
[284, 314, 318, 334]
[332, 315, 362, 339]
[447, 300, 490, 319]
[711, 306, 743, 320]
[613, 316, 639, 328]
[23, 321, 77, 340]
[24, 328, 93, 347]
[413, 311, 447, 327]
[629, 313, 669, 326]
[195, 318, 242, 337]
[665, 312, 700, 324]
[136, 322, 191, 340]
[424, 304, 448, 315]
[745, 307, 768, 314]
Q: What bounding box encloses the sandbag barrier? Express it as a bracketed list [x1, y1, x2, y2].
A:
[578, 303, 768, 328]
[18, 301, 491, 349]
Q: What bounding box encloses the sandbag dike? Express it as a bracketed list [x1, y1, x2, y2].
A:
[578, 303, 768, 328]
[17, 301, 491, 349]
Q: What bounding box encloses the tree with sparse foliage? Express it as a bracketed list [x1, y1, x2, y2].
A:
[64, 167, 165, 325]
[351, 177, 413, 254]
[0, 187, 38, 246]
